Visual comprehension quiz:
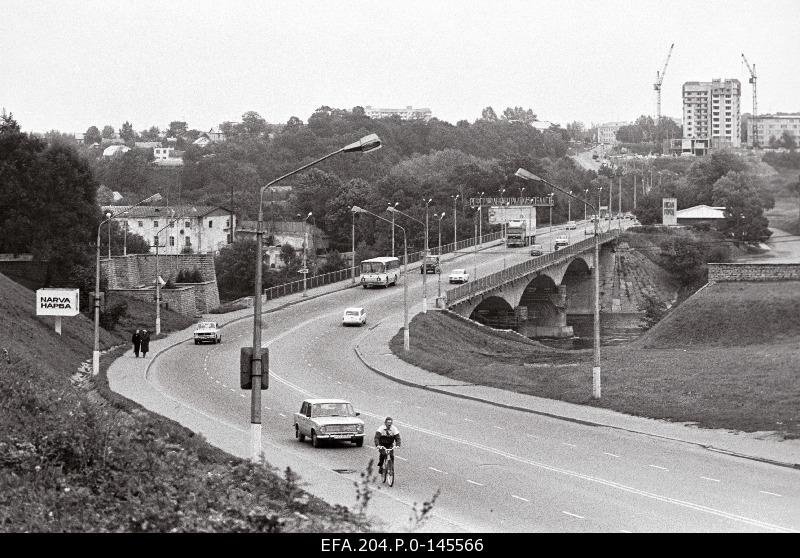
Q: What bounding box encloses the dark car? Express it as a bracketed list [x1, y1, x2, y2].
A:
[420, 255, 441, 274]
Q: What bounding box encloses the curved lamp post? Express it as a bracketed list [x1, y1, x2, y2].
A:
[516, 168, 602, 399]
[389, 202, 399, 257]
[387, 205, 427, 313]
[450, 194, 459, 248]
[249, 133, 381, 461]
[436, 211, 445, 299]
[352, 205, 409, 351]
[93, 192, 162, 375]
[302, 211, 313, 297]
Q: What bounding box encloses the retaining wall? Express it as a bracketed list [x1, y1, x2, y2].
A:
[708, 263, 800, 282]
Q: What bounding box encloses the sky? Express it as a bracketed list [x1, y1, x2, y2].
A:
[3, 0, 799, 134]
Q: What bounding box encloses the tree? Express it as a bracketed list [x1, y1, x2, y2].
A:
[214, 239, 269, 300]
[502, 107, 537, 124]
[167, 121, 188, 138]
[101, 125, 115, 138]
[712, 171, 773, 242]
[659, 235, 708, 287]
[778, 130, 797, 150]
[140, 126, 161, 141]
[241, 111, 268, 137]
[480, 106, 498, 121]
[120, 121, 136, 143]
[685, 150, 747, 207]
[279, 242, 300, 269]
[84, 125, 102, 145]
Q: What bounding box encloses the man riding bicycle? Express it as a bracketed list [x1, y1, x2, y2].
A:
[374, 416, 401, 475]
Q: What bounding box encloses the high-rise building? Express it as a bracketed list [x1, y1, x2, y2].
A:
[682, 79, 741, 148]
[747, 114, 800, 148]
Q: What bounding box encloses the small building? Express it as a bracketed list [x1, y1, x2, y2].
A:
[135, 141, 162, 150]
[153, 147, 184, 166]
[237, 220, 329, 269]
[666, 138, 709, 157]
[102, 145, 131, 157]
[597, 122, 628, 145]
[364, 105, 432, 121]
[207, 126, 226, 142]
[192, 134, 212, 148]
[675, 205, 726, 226]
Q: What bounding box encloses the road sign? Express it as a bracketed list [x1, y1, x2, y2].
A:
[298, 268, 309, 274]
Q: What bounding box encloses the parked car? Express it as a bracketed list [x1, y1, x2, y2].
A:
[193, 321, 221, 344]
[553, 236, 569, 250]
[448, 268, 470, 283]
[342, 307, 366, 326]
[294, 399, 365, 447]
[529, 244, 544, 256]
[565, 221, 577, 230]
[420, 255, 441, 274]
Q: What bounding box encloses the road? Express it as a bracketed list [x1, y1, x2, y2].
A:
[571, 146, 604, 172]
[144, 221, 799, 532]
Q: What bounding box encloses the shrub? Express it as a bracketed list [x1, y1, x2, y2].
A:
[99, 301, 128, 331]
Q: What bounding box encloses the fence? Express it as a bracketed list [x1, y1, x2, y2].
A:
[445, 230, 620, 306]
[262, 231, 504, 301]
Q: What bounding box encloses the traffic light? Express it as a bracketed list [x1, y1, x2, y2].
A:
[240, 347, 269, 389]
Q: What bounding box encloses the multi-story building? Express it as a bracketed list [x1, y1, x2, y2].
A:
[365, 105, 432, 121]
[747, 114, 800, 148]
[596, 122, 628, 145]
[102, 205, 236, 255]
[682, 79, 741, 149]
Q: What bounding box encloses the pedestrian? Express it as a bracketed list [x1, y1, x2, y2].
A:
[132, 329, 141, 358]
[140, 329, 150, 358]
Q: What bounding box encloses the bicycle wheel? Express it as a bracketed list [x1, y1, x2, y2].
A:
[381, 459, 388, 484]
[386, 458, 395, 487]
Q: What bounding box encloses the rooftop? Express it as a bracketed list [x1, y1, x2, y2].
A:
[100, 205, 231, 219]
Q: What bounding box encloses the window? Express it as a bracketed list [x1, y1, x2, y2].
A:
[169, 236, 175, 246]
[226, 219, 230, 227]
[185, 237, 191, 246]
[208, 220, 213, 228]
[169, 221, 175, 228]
[153, 221, 159, 228]
[138, 221, 143, 227]
[153, 236, 158, 246]
[184, 221, 191, 228]
[227, 234, 232, 243]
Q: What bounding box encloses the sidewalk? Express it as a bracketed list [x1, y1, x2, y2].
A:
[354, 313, 800, 470]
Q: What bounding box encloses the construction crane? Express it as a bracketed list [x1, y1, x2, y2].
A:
[653, 43, 674, 121]
[742, 53, 758, 147]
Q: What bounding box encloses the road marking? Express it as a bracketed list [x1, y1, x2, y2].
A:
[464, 418, 474, 422]
[701, 476, 721, 483]
[562, 442, 577, 448]
[395, 456, 408, 462]
[760, 491, 782, 497]
[221, 384, 228, 388]
[438, 411, 447, 415]
[229, 388, 236, 393]
[240, 394, 246, 398]
[525, 434, 538, 439]
[278, 413, 286, 418]
[336, 381, 342, 385]
[511, 495, 529, 502]
[393, 400, 402, 404]
[467, 480, 484, 486]
[562, 511, 584, 519]
[428, 467, 446, 474]
[215, 380, 221, 384]
[493, 426, 504, 430]
[604, 452, 620, 458]
[648, 465, 669, 471]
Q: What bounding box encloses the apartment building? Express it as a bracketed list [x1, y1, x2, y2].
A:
[682, 79, 741, 148]
[364, 105, 433, 121]
[597, 122, 628, 145]
[747, 114, 800, 148]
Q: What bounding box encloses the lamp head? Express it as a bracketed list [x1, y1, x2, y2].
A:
[343, 133, 382, 153]
[351, 205, 365, 214]
[105, 211, 113, 219]
[386, 206, 398, 213]
[514, 168, 542, 182]
[144, 193, 163, 203]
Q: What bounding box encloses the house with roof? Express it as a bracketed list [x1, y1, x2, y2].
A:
[135, 141, 162, 150]
[236, 220, 329, 269]
[153, 147, 184, 166]
[102, 205, 237, 255]
[102, 145, 131, 157]
[675, 205, 726, 226]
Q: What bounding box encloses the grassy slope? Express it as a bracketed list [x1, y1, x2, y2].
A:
[0, 272, 369, 532]
[392, 282, 800, 438]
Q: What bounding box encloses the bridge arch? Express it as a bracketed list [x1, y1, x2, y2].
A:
[468, 296, 516, 329]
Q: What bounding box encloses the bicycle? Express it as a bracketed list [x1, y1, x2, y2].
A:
[376, 445, 396, 486]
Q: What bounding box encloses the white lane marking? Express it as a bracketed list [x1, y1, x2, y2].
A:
[438, 411, 447, 415]
[278, 413, 286, 418]
[464, 418, 474, 423]
[428, 467, 447, 474]
[221, 384, 228, 388]
[415, 405, 422, 409]
[562, 511, 585, 519]
[603, 452, 620, 458]
[395, 456, 408, 462]
[467, 480, 484, 486]
[701, 476, 721, 483]
[760, 491, 782, 497]
[229, 388, 236, 393]
[269, 372, 798, 533]
[493, 426, 504, 430]
[511, 495, 529, 502]
[526, 434, 538, 439]
[215, 380, 221, 384]
[562, 442, 577, 448]
[648, 465, 669, 471]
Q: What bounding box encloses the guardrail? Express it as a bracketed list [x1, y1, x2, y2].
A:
[445, 230, 620, 306]
[262, 231, 504, 301]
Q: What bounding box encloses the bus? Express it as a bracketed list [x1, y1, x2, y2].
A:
[359, 257, 401, 288]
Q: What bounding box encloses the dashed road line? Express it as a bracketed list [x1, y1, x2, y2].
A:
[464, 418, 474, 423]
[701, 476, 721, 483]
[428, 467, 447, 474]
[562, 511, 585, 519]
[562, 442, 577, 448]
[467, 480, 484, 486]
[603, 452, 620, 458]
[525, 434, 538, 439]
[511, 495, 529, 502]
[760, 491, 782, 497]
[278, 413, 287, 418]
[493, 426, 504, 430]
[395, 456, 408, 462]
[648, 465, 669, 471]
[393, 400, 402, 404]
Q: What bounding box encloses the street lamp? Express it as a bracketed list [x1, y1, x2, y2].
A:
[436, 212, 445, 299]
[499, 189, 506, 239]
[450, 194, 459, 249]
[250, 133, 381, 461]
[584, 189, 589, 220]
[388, 205, 428, 313]
[548, 192, 554, 252]
[516, 168, 602, 399]
[93, 192, 162, 376]
[352, 205, 409, 351]
[389, 202, 399, 257]
[478, 191, 485, 246]
[302, 211, 313, 297]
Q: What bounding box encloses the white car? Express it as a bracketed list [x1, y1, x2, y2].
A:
[294, 399, 365, 447]
[342, 307, 366, 326]
[448, 269, 470, 283]
[565, 221, 577, 230]
[193, 321, 221, 344]
[554, 236, 569, 250]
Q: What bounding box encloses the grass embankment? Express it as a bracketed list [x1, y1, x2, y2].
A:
[391, 282, 800, 438]
[0, 272, 370, 532]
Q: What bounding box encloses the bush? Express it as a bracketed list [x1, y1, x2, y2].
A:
[175, 267, 203, 283]
[99, 301, 128, 331]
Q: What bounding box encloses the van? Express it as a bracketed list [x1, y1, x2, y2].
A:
[553, 236, 569, 250]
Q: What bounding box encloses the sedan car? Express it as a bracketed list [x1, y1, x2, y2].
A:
[565, 221, 577, 230]
[294, 399, 365, 447]
[342, 307, 366, 326]
[448, 268, 470, 283]
[529, 244, 544, 256]
[193, 321, 221, 344]
[553, 236, 569, 250]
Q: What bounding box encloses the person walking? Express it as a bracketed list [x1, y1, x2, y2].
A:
[132, 329, 142, 358]
[140, 329, 151, 358]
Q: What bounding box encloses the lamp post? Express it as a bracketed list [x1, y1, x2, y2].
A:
[250, 134, 381, 461]
[516, 168, 602, 399]
[302, 211, 313, 297]
[451, 194, 459, 249]
[93, 193, 162, 376]
[388, 205, 427, 313]
[437, 211, 445, 299]
[154, 207, 196, 336]
[478, 191, 484, 245]
[389, 202, 399, 257]
[353, 206, 409, 350]
[351, 210, 357, 284]
[499, 189, 506, 239]
[584, 189, 589, 220]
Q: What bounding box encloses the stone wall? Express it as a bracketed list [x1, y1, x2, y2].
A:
[176, 281, 219, 313]
[109, 286, 198, 316]
[708, 263, 800, 282]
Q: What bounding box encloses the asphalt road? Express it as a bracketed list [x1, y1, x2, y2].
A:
[149, 222, 799, 532]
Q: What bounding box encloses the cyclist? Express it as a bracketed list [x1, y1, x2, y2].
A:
[374, 416, 401, 475]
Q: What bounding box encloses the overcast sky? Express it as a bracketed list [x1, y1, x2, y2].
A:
[3, 0, 799, 133]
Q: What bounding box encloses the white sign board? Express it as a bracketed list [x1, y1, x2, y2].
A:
[36, 288, 80, 317]
[662, 198, 677, 226]
[488, 205, 537, 228]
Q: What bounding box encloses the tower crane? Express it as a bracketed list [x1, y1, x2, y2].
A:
[742, 53, 758, 147]
[653, 43, 674, 121]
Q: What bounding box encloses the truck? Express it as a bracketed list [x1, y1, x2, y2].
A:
[505, 220, 535, 247]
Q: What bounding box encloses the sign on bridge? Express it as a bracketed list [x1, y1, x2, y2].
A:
[470, 196, 553, 208]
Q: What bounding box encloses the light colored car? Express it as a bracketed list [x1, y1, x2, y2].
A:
[553, 236, 569, 250]
[529, 244, 544, 256]
[342, 307, 366, 326]
[448, 268, 470, 283]
[193, 321, 221, 344]
[565, 221, 577, 230]
[294, 399, 365, 447]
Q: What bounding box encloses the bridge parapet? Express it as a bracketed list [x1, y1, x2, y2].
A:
[445, 230, 619, 308]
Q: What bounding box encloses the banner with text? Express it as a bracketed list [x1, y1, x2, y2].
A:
[470, 197, 552, 208]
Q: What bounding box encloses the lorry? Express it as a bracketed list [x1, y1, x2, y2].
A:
[506, 220, 536, 247]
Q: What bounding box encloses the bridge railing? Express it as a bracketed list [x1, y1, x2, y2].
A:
[445, 230, 620, 306]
